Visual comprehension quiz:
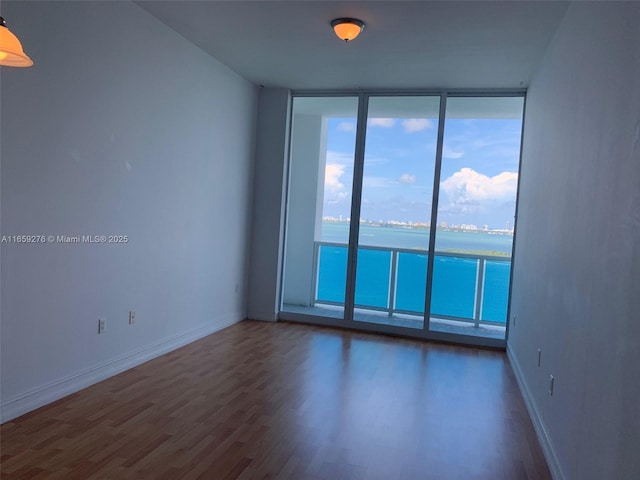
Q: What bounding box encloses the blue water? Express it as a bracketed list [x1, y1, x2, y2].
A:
[317, 224, 512, 323]
[322, 222, 513, 254]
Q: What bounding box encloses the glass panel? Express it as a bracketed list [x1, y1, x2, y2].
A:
[395, 251, 427, 313]
[481, 260, 511, 323]
[353, 96, 441, 328]
[316, 245, 348, 304]
[431, 97, 524, 339]
[354, 248, 391, 309]
[282, 97, 359, 319]
[431, 255, 477, 319]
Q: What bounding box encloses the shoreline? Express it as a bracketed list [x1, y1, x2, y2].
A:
[322, 220, 514, 236]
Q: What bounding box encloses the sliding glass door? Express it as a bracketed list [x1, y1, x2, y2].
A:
[431, 97, 524, 339]
[281, 96, 359, 320]
[352, 96, 440, 328]
[281, 92, 524, 345]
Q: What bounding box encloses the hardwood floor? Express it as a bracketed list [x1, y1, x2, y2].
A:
[1, 320, 550, 479]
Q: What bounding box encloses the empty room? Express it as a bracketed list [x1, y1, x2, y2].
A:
[1, 1, 638, 479]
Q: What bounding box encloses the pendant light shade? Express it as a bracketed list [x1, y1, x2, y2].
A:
[0, 16, 33, 67]
[331, 18, 365, 42]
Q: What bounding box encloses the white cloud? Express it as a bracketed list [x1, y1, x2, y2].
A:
[402, 118, 433, 133]
[363, 176, 391, 188]
[323, 152, 355, 203]
[337, 121, 355, 132]
[327, 191, 349, 205]
[363, 154, 389, 166]
[441, 168, 518, 206]
[325, 163, 346, 191]
[399, 173, 416, 184]
[368, 118, 396, 128]
[326, 150, 353, 165]
[443, 145, 464, 159]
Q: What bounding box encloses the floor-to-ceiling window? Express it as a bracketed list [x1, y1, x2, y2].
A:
[281, 96, 359, 321]
[430, 96, 524, 340]
[352, 96, 440, 329]
[281, 92, 524, 347]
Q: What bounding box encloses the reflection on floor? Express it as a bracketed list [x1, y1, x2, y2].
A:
[282, 303, 506, 340]
[0, 321, 549, 478]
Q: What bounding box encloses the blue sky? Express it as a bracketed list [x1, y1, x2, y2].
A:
[322, 113, 523, 230]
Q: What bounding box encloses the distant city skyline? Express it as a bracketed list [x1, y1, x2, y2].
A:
[322, 110, 523, 230]
[321, 215, 515, 234]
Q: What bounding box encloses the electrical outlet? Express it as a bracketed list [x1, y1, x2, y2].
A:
[537, 348, 542, 367]
[129, 310, 136, 325]
[513, 315, 516, 326]
[98, 318, 106, 334]
[549, 375, 555, 396]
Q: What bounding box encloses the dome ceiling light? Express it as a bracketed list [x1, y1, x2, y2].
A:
[331, 18, 365, 43]
[0, 16, 33, 67]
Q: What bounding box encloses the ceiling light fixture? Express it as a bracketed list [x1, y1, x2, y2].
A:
[0, 16, 33, 67]
[331, 18, 365, 43]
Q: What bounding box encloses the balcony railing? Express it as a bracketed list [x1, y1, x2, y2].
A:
[312, 241, 511, 327]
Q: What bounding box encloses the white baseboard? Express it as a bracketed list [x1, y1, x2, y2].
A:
[507, 344, 566, 480]
[247, 311, 278, 322]
[0, 315, 241, 423]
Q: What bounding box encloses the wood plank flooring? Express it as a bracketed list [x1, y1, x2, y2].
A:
[1, 320, 550, 479]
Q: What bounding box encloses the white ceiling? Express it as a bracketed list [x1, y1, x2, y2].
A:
[136, 0, 570, 90]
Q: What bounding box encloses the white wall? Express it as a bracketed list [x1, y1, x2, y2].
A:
[509, 2, 640, 479]
[0, 1, 257, 421]
[283, 114, 325, 306]
[247, 88, 290, 321]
